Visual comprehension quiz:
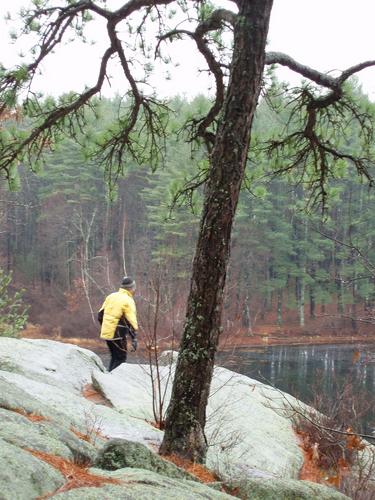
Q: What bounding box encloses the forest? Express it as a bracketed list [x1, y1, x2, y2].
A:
[2, 87, 375, 343]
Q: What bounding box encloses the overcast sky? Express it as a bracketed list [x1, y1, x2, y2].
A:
[1, 0, 375, 100]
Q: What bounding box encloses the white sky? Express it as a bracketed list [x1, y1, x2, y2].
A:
[1, 0, 375, 100]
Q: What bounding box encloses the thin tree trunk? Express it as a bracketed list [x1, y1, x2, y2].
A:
[277, 289, 283, 326]
[299, 276, 305, 327]
[160, 0, 273, 463]
[75, 208, 97, 325]
[261, 262, 270, 319]
[337, 268, 344, 314]
[242, 294, 253, 336]
[121, 209, 127, 276]
[6, 203, 12, 272]
[309, 284, 316, 319]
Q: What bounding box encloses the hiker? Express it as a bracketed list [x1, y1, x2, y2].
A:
[98, 276, 138, 372]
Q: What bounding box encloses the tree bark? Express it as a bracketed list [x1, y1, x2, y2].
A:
[160, 0, 273, 463]
[309, 284, 316, 319]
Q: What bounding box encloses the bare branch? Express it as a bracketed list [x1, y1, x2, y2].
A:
[289, 404, 375, 442]
[1, 1, 112, 103]
[311, 226, 375, 275]
[157, 8, 236, 148]
[1, 0, 184, 183]
[114, 0, 175, 19]
[96, 21, 171, 185]
[168, 168, 208, 215]
[0, 45, 115, 179]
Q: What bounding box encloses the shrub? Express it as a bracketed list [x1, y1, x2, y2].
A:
[0, 268, 28, 338]
[292, 379, 375, 497]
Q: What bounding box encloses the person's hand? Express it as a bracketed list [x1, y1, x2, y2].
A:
[131, 337, 138, 352]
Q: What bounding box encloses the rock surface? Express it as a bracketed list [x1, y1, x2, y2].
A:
[232, 477, 348, 499]
[93, 362, 304, 477]
[0, 407, 97, 463]
[0, 338, 349, 499]
[50, 468, 233, 499]
[0, 337, 104, 392]
[0, 437, 65, 500]
[95, 438, 197, 481]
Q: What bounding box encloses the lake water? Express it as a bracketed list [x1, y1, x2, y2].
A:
[217, 343, 375, 434]
[99, 343, 375, 434]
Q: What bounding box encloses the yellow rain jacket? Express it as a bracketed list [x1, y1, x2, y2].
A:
[99, 288, 138, 340]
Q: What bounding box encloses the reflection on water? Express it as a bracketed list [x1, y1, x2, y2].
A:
[217, 344, 375, 433]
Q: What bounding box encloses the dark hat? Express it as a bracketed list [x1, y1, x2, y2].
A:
[121, 276, 136, 290]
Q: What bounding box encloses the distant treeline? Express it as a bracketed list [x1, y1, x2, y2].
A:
[1, 90, 375, 337]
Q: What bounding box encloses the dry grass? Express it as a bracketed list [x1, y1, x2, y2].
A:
[29, 449, 221, 498]
[82, 384, 112, 408]
[59, 337, 103, 349]
[21, 323, 46, 339]
[27, 449, 122, 498]
[162, 454, 218, 483]
[69, 427, 95, 444]
[13, 408, 48, 422]
[69, 423, 107, 445]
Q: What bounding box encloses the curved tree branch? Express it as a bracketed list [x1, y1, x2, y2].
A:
[195, 8, 236, 36]
[1, 0, 177, 99]
[114, 0, 175, 19]
[0, 45, 115, 179]
[0, 0, 185, 184]
[2, 0, 374, 211]
[338, 60, 375, 84]
[265, 52, 339, 90]
[262, 52, 375, 207]
[157, 8, 236, 149]
[266, 52, 375, 89]
[266, 51, 375, 108]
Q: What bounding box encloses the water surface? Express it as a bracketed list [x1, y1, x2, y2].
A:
[217, 343, 375, 433]
[98, 343, 375, 433]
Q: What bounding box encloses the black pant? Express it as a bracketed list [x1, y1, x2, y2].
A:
[106, 335, 127, 372]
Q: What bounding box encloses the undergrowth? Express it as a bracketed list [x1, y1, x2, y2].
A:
[293, 379, 375, 499]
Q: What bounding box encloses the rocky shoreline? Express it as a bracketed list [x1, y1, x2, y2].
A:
[0, 337, 350, 499]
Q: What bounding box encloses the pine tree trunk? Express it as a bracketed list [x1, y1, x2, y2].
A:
[160, 0, 273, 463]
[309, 285, 316, 319]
